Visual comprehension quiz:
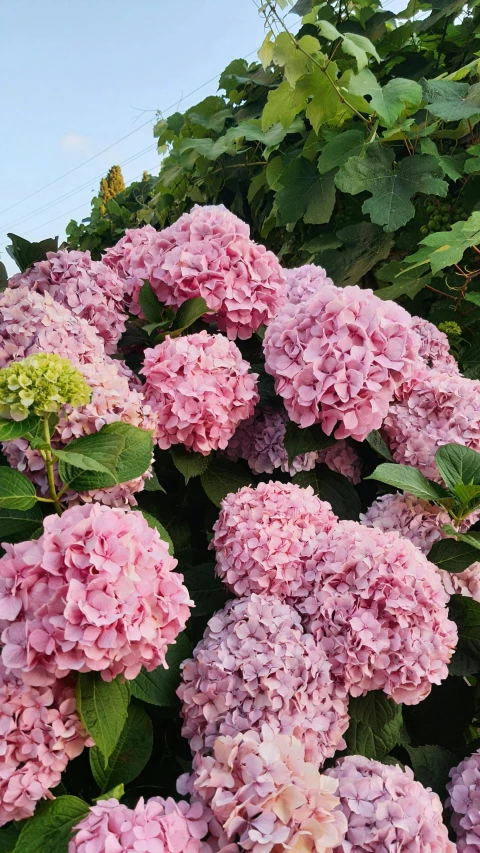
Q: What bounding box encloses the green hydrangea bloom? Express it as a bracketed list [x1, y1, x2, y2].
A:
[438, 321, 462, 336]
[0, 354, 91, 421]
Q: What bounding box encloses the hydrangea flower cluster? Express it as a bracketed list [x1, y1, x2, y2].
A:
[178, 726, 347, 853]
[326, 755, 455, 852]
[103, 222, 158, 300]
[0, 287, 105, 369]
[211, 481, 337, 600]
[298, 520, 458, 704]
[447, 748, 480, 851]
[141, 331, 259, 454]
[224, 408, 318, 475]
[0, 353, 91, 421]
[177, 595, 349, 765]
[0, 503, 192, 683]
[0, 663, 91, 825]
[384, 368, 480, 481]
[105, 205, 286, 339]
[284, 263, 334, 305]
[9, 249, 127, 354]
[263, 284, 419, 441]
[317, 440, 361, 484]
[3, 357, 155, 507]
[69, 796, 210, 853]
[410, 316, 459, 374]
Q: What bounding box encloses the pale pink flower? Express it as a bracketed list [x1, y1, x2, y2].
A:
[211, 481, 337, 600]
[317, 440, 362, 484]
[177, 595, 349, 765]
[224, 408, 318, 475]
[327, 755, 455, 852]
[297, 520, 458, 704]
[69, 796, 211, 853]
[0, 662, 91, 826]
[411, 316, 459, 374]
[141, 331, 258, 454]
[0, 503, 192, 683]
[179, 726, 347, 853]
[263, 284, 419, 441]
[447, 749, 480, 851]
[285, 264, 334, 305]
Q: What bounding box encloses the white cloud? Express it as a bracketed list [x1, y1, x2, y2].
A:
[60, 133, 91, 154]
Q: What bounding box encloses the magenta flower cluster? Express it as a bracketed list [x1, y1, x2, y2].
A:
[0, 503, 192, 683]
[69, 796, 211, 853]
[263, 284, 419, 441]
[326, 755, 455, 852]
[142, 331, 259, 454]
[177, 594, 349, 765]
[384, 367, 480, 481]
[447, 749, 480, 852]
[9, 250, 127, 354]
[178, 725, 348, 853]
[0, 663, 91, 825]
[105, 204, 286, 340]
[211, 482, 337, 600]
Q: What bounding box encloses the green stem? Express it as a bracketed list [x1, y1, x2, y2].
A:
[42, 417, 62, 515]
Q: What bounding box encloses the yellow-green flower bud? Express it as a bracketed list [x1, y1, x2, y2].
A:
[438, 321, 462, 337]
[0, 354, 91, 421]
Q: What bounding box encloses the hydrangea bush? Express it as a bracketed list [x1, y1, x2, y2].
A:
[4, 213, 480, 852]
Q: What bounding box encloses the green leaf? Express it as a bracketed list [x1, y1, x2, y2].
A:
[366, 430, 394, 461]
[25, 413, 58, 450]
[276, 158, 335, 225]
[58, 423, 153, 491]
[454, 484, 480, 506]
[261, 80, 307, 130]
[182, 563, 229, 617]
[319, 223, 394, 287]
[293, 464, 361, 520]
[0, 414, 41, 442]
[299, 68, 342, 132]
[0, 468, 37, 510]
[131, 632, 192, 707]
[132, 508, 174, 555]
[93, 783, 124, 803]
[90, 700, 153, 792]
[172, 296, 210, 332]
[403, 211, 480, 275]
[427, 538, 480, 572]
[139, 281, 163, 324]
[6, 233, 58, 274]
[54, 449, 116, 477]
[0, 504, 43, 543]
[345, 692, 403, 759]
[375, 261, 430, 301]
[449, 595, 480, 676]
[370, 78, 423, 127]
[316, 21, 379, 71]
[465, 292, 480, 308]
[423, 78, 480, 122]
[367, 463, 450, 502]
[0, 822, 23, 853]
[284, 421, 335, 466]
[201, 458, 252, 507]
[143, 470, 166, 492]
[317, 130, 366, 174]
[336, 146, 447, 232]
[170, 445, 210, 483]
[12, 796, 89, 853]
[435, 444, 480, 490]
[76, 673, 130, 763]
[405, 745, 456, 797]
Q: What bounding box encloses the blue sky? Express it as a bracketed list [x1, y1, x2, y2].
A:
[1, 0, 268, 273]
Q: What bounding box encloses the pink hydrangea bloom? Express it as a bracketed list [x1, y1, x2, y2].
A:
[285, 264, 334, 305]
[326, 755, 455, 852]
[9, 250, 127, 354]
[0, 503, 192, 683]
[384, 369, 480, 482]
[177, 595, 349, 765]
[224, 408, 317, 475]
[411, 316, 459, 374]
[317, 441, 362, 484]
[0, 662, 91, 826]
[69, 796, 210, 853]
[447, 749, 480, 851]
[102, 223, 158, 303]
[105, 205, 286, 339]
[142, 331, 259, 454]
[178, 726, 347, 853]
[3, 357, 155, 507]
[263, 284, 419, 441]
[0, 287, 105, 369]
[298, 521, 458, 704]
[211, 481, 337, 600]
[440, 566, 480, 603]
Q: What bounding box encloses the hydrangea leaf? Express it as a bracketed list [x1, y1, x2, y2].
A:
[284, 421, 335, 466]
[403, 211, 480, 274]
[6, 233, 58, 274]
[435, 443, 480, 490]
[345, 692, 403, 759]
[448, 595, 480, 676]
[427, 538, 480, 572]
[422, 78, 480, 122]
[276, 157, 336, 225]
[76, 674, 130, 764]
[169, 445, 210, 483]
[139, 282, 163, 324]
[367, 463, 450, 502]
[366, 430, 394, 461]
[293, 464, 361, 520]
[133, 508, 174, 555]
[90, 701, 153, 792]
[131, 633, 192, 707]
[12, 796, 90, 853]
[201, 459, 252, 507]
[336, 146, 447, 232]
[0, 469, 37, 511]
[0, 505, 43, 544]
[58, 423, 153, 491]
[171, 296, 210, 333]
[54, 449, 115, 478]
[181, 563, 229, 617]
[0, 413, 41, 442]
[405, 745, 456, 797]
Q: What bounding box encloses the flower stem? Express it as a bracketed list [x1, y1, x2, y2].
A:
[42, 417, 62, 515]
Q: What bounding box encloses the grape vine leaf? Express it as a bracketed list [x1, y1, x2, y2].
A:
[318, 223, 394, 287]
[349, 69, 422, 127]
[422, 78, 480, 122]
[276, 158, 336, 225]
[402, 211, 480, 274]
[336, 146, 448, 232]
[317, 129, 366, 174]
[316, 21, 380, 71]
